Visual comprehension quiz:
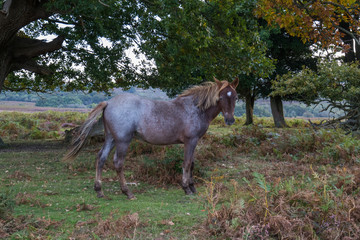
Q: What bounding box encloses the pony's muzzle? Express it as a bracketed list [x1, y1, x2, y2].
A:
[224, 113, 235, 125]
[225, 118, 235, 126]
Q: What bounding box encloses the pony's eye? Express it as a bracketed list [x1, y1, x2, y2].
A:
[219, 96, 223, 100]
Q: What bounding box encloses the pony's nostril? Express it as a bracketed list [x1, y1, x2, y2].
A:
[225, 118, 235, 126]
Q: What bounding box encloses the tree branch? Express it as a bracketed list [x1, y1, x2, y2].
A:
[11, 59, 53, 76]
[335, 24, 360, 46]
[98, 0, 110, 7]
[12, 35, 65, 59]
[46, 18, 75, 26]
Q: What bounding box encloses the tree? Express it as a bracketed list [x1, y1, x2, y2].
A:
[136, 0, 274, 97]
[262, 27, 317, 127]
[256, 0, 360, 62]
[234, 25, 317, 126]
[272, 60, 360, 132]
[0, 0, 139, 93]
[256, 0, 360, 130]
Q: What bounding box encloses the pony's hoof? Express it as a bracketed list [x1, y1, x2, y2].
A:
[96, 192, 105, 198]
[189, 185, 197, 194]
[127, 193, 136, 200]
[183, 188, 194, 195]
[128, 196, 137, 200]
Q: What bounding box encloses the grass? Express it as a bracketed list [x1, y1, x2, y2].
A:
[1, 112, 360, 239]
[1, 143, 207, 239]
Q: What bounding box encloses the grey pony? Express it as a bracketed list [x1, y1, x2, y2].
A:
[64, 78, 239, 199]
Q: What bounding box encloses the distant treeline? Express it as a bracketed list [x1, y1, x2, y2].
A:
[0, 90, 339, 118]
[234, 102, 340, 118]
[0, 91, 112, 108]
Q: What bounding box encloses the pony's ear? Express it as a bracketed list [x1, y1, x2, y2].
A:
[231, 77, 239, 89]
[213, 77, 222, 88]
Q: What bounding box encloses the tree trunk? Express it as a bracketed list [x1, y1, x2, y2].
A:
[244, 92, 255, 125]
[0, 46, 13, 92]
[0, 0, 62, 92]
[270, 96, 287, 128]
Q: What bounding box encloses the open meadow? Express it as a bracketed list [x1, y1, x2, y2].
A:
[1, 111, 360, 239]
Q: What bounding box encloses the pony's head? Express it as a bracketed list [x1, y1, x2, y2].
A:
[179, 77, 239, 125]
[214, 77, 239, 125]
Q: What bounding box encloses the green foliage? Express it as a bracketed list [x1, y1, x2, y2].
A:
[272, 60, 360, 111]
[137, 0, 274, 96]
[256, 26, 317, 100]
[3, 0, 277, 96]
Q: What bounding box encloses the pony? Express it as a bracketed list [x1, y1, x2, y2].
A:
[64, 77, 239, 199]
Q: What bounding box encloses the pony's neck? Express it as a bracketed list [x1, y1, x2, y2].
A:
[203, 104, 222, 123]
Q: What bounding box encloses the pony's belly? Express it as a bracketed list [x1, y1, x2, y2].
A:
[134, 130, 183, 145]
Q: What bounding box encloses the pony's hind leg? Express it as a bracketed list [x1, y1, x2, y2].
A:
[94, 136, 114, 198]
[182, 138, 198, 195]
[113, 141, 135, 200]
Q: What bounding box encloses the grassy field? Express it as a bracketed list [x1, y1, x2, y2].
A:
[1, 112, 360, 239]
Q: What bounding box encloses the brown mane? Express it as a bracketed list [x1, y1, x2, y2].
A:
[179, 81, 231, 110]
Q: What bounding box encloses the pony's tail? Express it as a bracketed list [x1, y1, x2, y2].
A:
[63, 101, 108, 161]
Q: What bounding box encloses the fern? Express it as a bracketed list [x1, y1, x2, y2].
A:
[253, 172, 271, 192]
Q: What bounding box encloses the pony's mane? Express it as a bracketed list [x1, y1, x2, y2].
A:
[179, 81, 230, 110]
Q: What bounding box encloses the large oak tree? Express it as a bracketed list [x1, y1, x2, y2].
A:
[0, 0, 139, 93]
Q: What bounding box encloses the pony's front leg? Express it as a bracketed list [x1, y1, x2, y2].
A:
[189, 161, 196, 193]
[182, 139, 198, 195]
[94, 137, 114, 198]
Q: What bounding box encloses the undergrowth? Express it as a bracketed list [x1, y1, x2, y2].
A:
[196, 168, 360, 239]
[0, 111, 86, 140]
[232, 125, 360, 165]
[2, 112, 360, 239]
